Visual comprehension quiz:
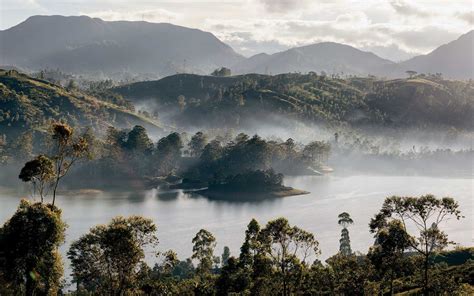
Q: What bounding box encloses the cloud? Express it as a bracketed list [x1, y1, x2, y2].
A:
[257, 0, 312, 13]
[456, 11, 473, 25]
[2, 0, 472, 61]
[82, 8, 178, 23]
[390, 0, 431, 18]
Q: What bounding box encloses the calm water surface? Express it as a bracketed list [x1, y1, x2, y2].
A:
[1, 175, 473, 283]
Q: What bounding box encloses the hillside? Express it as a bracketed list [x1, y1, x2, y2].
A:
[0, 69, 163, 140]
[113, 73, 474, 130]
[396, 30, 474, 80]
[232, 42, 394, 76]
[0, 15, 244, 78]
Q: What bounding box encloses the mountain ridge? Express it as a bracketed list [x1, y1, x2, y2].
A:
[0, 15, 244, 78]
[1, 16, 472, 79]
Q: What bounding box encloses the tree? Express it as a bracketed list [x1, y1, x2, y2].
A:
[406, 70, 417, 78]
[0, 200, 66, 295]
[338, 212, 354, 256]
[367, 220, 415, 295]
[155, 132, 183, 176]
[125, 125, 153, 153]
[19, 155, 55, 202]
[221, 246, 230, 267]
[326, 253, 372, 295]
[192, 229, 216, 274]
[50, 123, 91, 205]
[188, 131, 208, 157]
[211, 67, 231, 77]
[370, 195, 463, 295]
[258, 217, 319, 296]
[68, 216, 158, 294]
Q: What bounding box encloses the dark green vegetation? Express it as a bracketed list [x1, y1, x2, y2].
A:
[114, 72, 474, 130]
[66, 126, 327, 193]
[0, 194, 472, 295]
[0, 69, 162, 141]
[2, 121, 324, 196]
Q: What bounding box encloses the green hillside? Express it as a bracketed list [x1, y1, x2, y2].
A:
[114, 73, 474, 130]
[0, 69, 163, 139]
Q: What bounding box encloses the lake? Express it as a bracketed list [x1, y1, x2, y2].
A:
[0, 175, 472, 285]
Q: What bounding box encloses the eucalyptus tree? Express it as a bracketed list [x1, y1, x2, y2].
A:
[68, 216, 158, 295]
[19, 154, 55, 202]
[192, 229, 217, 274]
[49, 122, 91, 205]
[370, 194, 463, 294]
[368, 220, 415, 295]
[258, 217, 319, 296]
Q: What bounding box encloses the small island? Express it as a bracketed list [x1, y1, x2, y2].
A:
[195, 169, 309, 200]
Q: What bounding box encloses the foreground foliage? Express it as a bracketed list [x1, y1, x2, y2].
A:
[0, 194, 471, 295]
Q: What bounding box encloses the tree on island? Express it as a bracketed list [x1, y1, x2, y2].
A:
[188, 131, 208, 157]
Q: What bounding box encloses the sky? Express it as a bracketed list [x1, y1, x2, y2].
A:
[1, 0, 473, 61]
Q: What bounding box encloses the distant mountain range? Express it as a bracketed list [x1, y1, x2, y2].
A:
[0, 16, 472, 79]
[231, 42, 395, 76]
[0, 15, 244, 78]
[395, 30, 473, 79]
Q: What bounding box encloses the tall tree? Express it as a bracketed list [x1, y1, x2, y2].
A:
[19, 154, 55, 202]
[191, 229, 216, 274]
[370, 194, 463, 295]
[258, 217, 319, 296]
[368, 220, 415, 295]
[155, 132, 183, 176]
[338, 212, 354, 256]
[49, 123, 90, 205]
[0, 200, 66, 295]
[68, 216, 158, 295]
[125, 125, 153, 153]
[188, 131, 208, 157]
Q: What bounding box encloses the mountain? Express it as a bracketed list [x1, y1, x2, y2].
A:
[395, 30, 474, 79]
[231, 42, 394, 76]
[0, 15, 244, 77]
[113, 73, 474, 131]
[0, 69, 163, 139]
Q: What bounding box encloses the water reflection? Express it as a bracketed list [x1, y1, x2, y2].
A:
[0, 175, 472, 265]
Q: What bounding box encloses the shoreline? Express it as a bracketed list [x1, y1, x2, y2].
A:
[194, 187, 309, 200]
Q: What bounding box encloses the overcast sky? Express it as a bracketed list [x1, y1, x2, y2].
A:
[1, 0, 473, 61]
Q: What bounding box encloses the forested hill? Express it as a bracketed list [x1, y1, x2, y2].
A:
[0, 69, 163, 139]
[113, 73, 474, 131]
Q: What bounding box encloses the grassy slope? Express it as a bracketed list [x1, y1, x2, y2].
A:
[0, 70, 163, 138]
